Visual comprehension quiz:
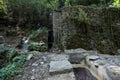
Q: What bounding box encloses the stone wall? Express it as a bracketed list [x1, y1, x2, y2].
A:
[53, 6, 120, 54]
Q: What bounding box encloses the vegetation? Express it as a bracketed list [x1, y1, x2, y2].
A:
[29, 28, 48, 41]
[0, 0, 7, 18]
[0, 47, 27, 80]
[0, 0, 114, 27]
[28, 44, 47, 52]
[0, 0, 120, 79]
[113, 0, 120, 7]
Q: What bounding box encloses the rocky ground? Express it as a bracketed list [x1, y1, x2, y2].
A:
[1, 31, 120, 80]
[13, 48, 120, 80]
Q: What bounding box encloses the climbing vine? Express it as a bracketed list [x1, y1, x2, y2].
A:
[63, 8, 91, 25]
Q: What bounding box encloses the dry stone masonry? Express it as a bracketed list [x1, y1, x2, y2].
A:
[48, 49, 120, 80]
[53, 6, 120, 54]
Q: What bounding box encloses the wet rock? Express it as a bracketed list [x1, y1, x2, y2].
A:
[49, 60, 72, 75]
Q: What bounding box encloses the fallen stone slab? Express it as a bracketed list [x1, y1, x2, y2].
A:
[48, 54, 69, 61]
[47, 72, 76, 80]
[49, 60, 73, 75]
[64, 48, 87, 54]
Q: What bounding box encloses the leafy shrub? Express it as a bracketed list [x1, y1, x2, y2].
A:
[113, 0, 120, 8]
[0, 0, 7, 17]
[7, 48, 18, 61]
[0, 63, 20, 80]
[0, 47, 18, 61]
[117, 49, 120, 55]
[7, 0, 59, 27]
[28, 28, 48, 41]
[0, 49, 27, 80]
[28, 44, 47, 52]
[63, 8, 90, 24]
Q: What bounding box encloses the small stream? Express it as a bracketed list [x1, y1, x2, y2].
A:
[73, 68, 97, 80]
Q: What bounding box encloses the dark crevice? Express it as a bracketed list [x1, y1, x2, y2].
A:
[73, 68, 97, 80]
[48, 30, 54, 51]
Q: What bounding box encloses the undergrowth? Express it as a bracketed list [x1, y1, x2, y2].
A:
[28, 44, 47, 52]
[0, 47, 27, 80]
[29, 28, 48, 41]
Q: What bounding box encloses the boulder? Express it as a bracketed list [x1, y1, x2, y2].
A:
[49, 60, 73, 75]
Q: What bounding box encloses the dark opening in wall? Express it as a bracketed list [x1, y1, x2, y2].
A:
[48, 30, 54, 51]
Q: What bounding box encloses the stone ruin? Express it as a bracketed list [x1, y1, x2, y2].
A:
[53, 6, 120, 54]
[48, 48, 120, 80]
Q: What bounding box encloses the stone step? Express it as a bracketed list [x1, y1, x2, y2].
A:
[47, 72, 76, 80]
[49, 60, 73, 75]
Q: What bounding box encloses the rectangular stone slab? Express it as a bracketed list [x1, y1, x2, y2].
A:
[49, 60, 73, 75]
[47, 72, 76, 80]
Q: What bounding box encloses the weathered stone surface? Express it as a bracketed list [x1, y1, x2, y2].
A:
[48, 54, 69, 61]
[47, 72, 76, 80]
[53, 6, 120, 54]
[49, 60, 72, 75]
[107, 65, 120, 80]
[86, 55, 100, 61]
[67, 50, 120, 80]
[65, 48, 87, 54]
[67, 49, 98, 64]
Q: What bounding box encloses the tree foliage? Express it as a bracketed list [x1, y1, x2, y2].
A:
[7, 0, 60, 27]
[0, 0, 114, 27]
[113, 0, 120, 7]
[0, 0, 7, 18]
